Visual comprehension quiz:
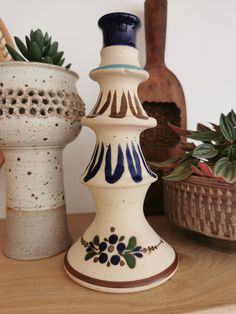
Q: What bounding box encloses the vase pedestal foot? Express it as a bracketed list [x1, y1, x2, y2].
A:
[4, 206, 71, 260]
[64, 251, 178, 293]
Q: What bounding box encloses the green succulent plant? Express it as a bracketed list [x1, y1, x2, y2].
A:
[149, 109, 236, 183]
[5, 29, 71, 69]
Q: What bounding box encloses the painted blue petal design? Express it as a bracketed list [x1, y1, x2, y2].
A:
[105, 144, 125, 184]
[137, 144, 157, 178]
[84, 142, 104, 182]
[126, 143, 142, 183]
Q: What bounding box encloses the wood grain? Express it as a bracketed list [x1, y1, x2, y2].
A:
[0, 214, 235, 314]
[0, 18, 14, 61]
[138, 0, 187, 215]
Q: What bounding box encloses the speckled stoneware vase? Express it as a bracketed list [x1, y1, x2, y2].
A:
[64, 13, 178, 293]
[0, 62, 85, 260]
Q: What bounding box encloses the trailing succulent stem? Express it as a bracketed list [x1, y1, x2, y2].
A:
[149, 109, 236, 183]
[6, 29, 71, 69]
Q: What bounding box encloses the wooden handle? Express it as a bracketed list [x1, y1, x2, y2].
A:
[0, 17, 14, 61]
[145, 0, 167, 67]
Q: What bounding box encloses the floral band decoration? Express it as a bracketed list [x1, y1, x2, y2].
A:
[80, 227, 163, 269]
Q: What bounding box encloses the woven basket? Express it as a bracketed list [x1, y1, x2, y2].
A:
[164, 176, 236, 243]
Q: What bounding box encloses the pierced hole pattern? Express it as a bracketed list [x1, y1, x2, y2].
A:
[0, 87, 85, 121]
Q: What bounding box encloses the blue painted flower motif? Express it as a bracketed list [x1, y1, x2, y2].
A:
[83, 227, 144, 269]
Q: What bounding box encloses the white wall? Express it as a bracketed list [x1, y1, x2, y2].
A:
[0, 0, 235, 218]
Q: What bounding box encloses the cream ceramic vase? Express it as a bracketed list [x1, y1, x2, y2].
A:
[0, 62, 85, 260]
[64, 13, 178, 293]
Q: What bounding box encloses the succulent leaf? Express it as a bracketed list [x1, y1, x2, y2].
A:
[25, 36, 31, 49]
[5, 44, 26, 61]
[57, 58, 65, 66]
[42, 56, 53, 64]
[65, 63, 72, 70]
[33, 29, 44, 50]
[28, 42, 42, 61]
[14, 36, 29, 59]
[47, 41, 58, 57]
[52, 51, 64, 64]
[5, 29, 71, 68]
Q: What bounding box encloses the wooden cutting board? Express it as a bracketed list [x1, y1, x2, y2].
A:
[138, 0, 187, 215]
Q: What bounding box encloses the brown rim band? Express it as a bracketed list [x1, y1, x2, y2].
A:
[64, 252, 178, 289]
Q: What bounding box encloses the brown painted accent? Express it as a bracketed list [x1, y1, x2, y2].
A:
[134, 95, 149, 120]
[109, 91, 127, 118]
[127, 92, 148, 120]
[87, 92, 103, 118]
[64, 252, 178, 289]
[138, 0, 187, 215]
[88, 91, 111, 118]
[128, 92, 148, 119]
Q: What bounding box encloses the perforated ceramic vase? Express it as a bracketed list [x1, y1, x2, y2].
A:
[0, 62, 85, 260]
[64, 13, 178, 293]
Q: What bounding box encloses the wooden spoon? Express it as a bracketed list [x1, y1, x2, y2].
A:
[138, 0, 187, 214]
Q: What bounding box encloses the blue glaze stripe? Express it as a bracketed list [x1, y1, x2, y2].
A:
[92, 64, 145, 72]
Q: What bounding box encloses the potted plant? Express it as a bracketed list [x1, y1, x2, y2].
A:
[150, 110, 236, 250]
[0, 29, 85, 260]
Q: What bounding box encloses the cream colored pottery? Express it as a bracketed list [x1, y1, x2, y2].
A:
[0, 62, 85, 260]
[64, 13, 177, 293]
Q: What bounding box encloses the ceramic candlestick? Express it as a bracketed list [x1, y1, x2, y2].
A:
[0, 62, 85, 260]
[64, 12, 178, 293]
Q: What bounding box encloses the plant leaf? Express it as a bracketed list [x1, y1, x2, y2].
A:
[180, 141, 196, 152]
[57, 58, 65, 66]
[124, 254, 136, 269]
[31, 29, 44, 50]
[220, 113, 236, 142]
[85, 251, 97, 261]
[47, 41, 58, 57]
[192, 143, 218, 159]
[65, 63, 72, 69]
[213, 157, 236, 183]
[52, 51, 64, 64]
[42, 56, 53, 64]
[197, 123, 212, 132]
[226, 109, 236, 126]
[167, 122, 191, 137]
[148, 155, 183, 169]
[25, 36, 31, 50]
[43, 37, 52, 56]
[188, 131, 220, 142]
[29, 42, 42, 61]
[5, 44, 26, 61]
[163, 159, 197, 181]
[14, 36, 29, 59]
[126, 236, 137, 250]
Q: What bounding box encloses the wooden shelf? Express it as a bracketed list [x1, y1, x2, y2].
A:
[0, 214, 235, 314]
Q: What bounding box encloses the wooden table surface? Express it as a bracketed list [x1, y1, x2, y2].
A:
[0, 213, 236, 314]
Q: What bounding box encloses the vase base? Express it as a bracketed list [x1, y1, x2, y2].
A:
[4, 207, 72, 260]
[64, 252, 178, 293]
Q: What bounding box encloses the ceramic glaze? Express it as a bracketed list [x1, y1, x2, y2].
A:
[0, 62, 85, 260]
[64, 12, 177, 293]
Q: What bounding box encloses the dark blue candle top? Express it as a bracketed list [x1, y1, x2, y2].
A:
[98, 12, 141, 48]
